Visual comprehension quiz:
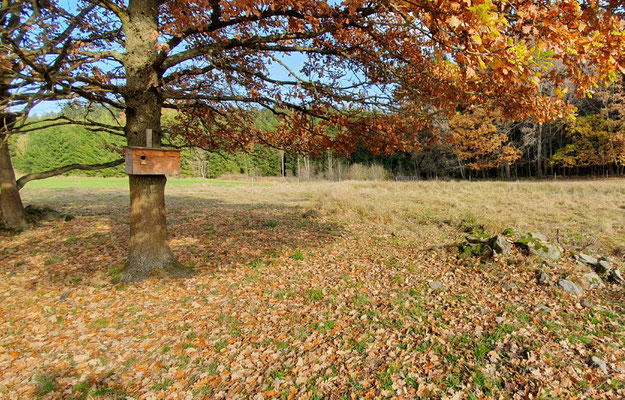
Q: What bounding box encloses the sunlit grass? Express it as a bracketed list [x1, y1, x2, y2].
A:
[19, 176, 265, 189]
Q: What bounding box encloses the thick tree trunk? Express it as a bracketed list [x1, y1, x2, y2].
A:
[0, 133, 27, 230]
[125, 174, 185, 281]
[118, 0, 189, 282]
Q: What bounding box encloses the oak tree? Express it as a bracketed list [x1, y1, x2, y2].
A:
[30, 0, 625, 281]
[448, 107, 521, 171]
[1, 0, 125, 230]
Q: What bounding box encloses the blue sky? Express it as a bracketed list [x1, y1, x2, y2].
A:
[32, 53, 308, 116]
[30, 1, 364, 116]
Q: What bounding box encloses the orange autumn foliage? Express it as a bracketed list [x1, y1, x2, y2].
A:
[21, 0, 625, 156]
[448, 108, 522, 170]
[146, 0, 625, 155]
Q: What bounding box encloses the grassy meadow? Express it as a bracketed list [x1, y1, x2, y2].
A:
[1, 178, 625, 398]
[19, 176, 255, 189]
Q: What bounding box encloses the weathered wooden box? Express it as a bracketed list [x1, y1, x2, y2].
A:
[125, 147, 181, 175]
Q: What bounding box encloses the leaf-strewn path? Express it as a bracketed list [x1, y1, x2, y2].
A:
[2, 180, 625, 399]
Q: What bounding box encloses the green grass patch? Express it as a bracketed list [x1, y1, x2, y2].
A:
[306, 288, 324, 302]
[33, 373, 58, 397]
[214, 340, 228, 352]
[263, 219, 278, 228]
[151, 379, 174, 391]
[22, 177, 262, 190]
[291, 250, 305, 260]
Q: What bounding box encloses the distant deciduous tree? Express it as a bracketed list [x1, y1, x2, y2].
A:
[448, 108, 521, 172]
[551, 114, 625, 169]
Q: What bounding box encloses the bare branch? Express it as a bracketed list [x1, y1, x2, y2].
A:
[16, 159, 124, 190]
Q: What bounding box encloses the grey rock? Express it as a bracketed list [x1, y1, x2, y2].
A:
[529, 232, 549, 242]
[503, 283, 516, 290]
[557, 279, 583, 296]
[24, 205, 71, 223]
[41, 210, 62, 221]
[582, 272, 603, 288]
[609, 268, 625, 285]
[590, 356, 608, 375]
[495, 316, 506, 324]
[537, 270, 552, 285]
[580, 298, 592, 308]
[576, 253, 599, 267]
[528, 242, 561, 261]
[534, 304, 551, 312]
[466, 235, 491, 244]
[429, 281, 444, 290]
[595, 260, 613, 275]
[600, 256, 618, 264]
[492, 236, 512, 255]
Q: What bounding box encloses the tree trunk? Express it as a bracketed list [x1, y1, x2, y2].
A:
[536, 122, 543, 178]
[327, 151, 333, 180]
[304, 156, 310, 180]
[204, 152, 209, 179]
[0, 132, 27, 230]
[279, 150, 286, 177]
[125, 174, 184, 280]
[457, 157, 465, 180]
[118, 0, 188, 282]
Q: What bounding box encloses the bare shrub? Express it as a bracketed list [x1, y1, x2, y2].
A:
[346, 163, 388, 181]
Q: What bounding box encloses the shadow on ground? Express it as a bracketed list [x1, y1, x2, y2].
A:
[1, 193, 341, 287]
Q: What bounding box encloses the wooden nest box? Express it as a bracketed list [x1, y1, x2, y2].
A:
[125, 129, 181, 175]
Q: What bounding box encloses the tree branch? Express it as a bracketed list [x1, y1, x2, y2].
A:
[89, 0, 129, 24]
[16, 159, 124, 190]
[162, 29, 337, 70]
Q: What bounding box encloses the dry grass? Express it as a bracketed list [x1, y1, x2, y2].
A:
[20, 178, 625, 256]
[306, 179, 625, 256]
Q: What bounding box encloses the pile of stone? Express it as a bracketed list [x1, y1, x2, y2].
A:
[574, 253, 625, 285]
[463, 234, 512, 256]
[24, 205, 73, 223]
[463, 231, 561, 259]
[460, 231, 621, 377]
[461, 231, 624, 297]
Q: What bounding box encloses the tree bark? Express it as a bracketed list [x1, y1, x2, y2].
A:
[118, 0, 188, 282]
[0, 133, 27, 230]
[125, 174, 184, 281]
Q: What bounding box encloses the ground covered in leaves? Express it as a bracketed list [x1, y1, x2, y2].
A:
[1, 179, 625, 399]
